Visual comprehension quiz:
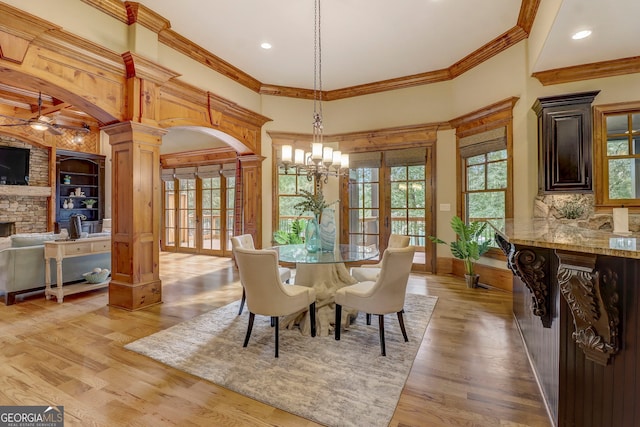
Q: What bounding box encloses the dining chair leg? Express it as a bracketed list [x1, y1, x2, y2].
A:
[274, 316, 279, 358]
[335, 304, 342, 340]
[238, 288, 246, 316]
[309, 302, 317, 337]
[397, 310, 409, 342]
[378, 314, 386, 356]
[243, 312, 255, 347]
[366, 313, 371, 325]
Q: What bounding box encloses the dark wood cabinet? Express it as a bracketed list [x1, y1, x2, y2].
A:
[532, 91, 599, 193]
[56, 150, 105, 234]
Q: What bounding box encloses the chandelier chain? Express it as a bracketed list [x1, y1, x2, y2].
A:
[277, 0, 348, 184]
[313, 0, 323, 145]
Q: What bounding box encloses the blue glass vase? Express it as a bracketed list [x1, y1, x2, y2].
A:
[305, 216, 320, 253]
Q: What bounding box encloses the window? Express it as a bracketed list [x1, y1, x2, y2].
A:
[594, 102, 640, 207]
[452, 98, 516, 253]
[276, 165, 314, 237]
[462, 147, 507, 246]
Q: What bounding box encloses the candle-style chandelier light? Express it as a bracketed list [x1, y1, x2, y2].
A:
[278, 0, 349, 185]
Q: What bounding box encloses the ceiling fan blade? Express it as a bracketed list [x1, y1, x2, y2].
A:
[0, 123, 30, 127]
[0, 113, 29, 123]
[46, 125, 63, 135]
[54, 123, 90, 133]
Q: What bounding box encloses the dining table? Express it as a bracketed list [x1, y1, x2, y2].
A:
[270, 243, 379, 336]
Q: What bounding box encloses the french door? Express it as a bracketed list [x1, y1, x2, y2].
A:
[341, 146, 434, 272]
[162, 171, 235, 256]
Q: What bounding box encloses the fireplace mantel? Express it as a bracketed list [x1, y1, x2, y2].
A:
[0, 186, 52, 197]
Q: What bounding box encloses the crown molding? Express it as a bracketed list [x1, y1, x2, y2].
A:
[80, 0, 128, 24]
[124, 2, 170, 33]
[517, 0, 541, 34]
[532, 56, 640, 86]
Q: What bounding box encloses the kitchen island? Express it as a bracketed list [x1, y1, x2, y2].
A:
[494, 219, 639, 427]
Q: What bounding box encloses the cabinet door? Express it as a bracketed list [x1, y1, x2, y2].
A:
[542, 105, 591, 192]
[533, 91, 599, 193]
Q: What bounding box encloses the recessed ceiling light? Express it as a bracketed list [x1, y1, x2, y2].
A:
[572, 30, 592, 40]
[261, 42, 272, 50]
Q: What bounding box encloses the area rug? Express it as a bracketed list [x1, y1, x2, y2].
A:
[125, 293, 437, 427]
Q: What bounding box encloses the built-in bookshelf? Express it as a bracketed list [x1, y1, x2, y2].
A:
[56, 150, 105, 234]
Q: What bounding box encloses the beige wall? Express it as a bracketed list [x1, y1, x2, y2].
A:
[5, 0, 640, 265]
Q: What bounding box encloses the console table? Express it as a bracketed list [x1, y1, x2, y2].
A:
[44, 236, 111, 303]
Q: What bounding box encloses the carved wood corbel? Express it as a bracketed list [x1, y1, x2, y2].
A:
[555, 250, 620, 366]
[495, 234, 551, 327]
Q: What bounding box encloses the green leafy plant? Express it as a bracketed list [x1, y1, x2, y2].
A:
[429, 215, 491, 276]
[82, 199, 97, 208]
[273, 219, 305, 245]
[293, 189, 338, 218]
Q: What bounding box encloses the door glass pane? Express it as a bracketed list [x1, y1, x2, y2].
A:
[348, 168, 380, 252]
[225, 176, 235, 249]
[178, 179, 196, 249]
[391, 165, 426, 252]
[390, 182, 407, 208]
[164, 181, 175, 246]
[201, 177, 221, 250]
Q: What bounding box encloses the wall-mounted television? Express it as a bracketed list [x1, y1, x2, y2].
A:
[0, 146, 30, 185]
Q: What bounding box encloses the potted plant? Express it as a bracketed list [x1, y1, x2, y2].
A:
[273, 219, 305, 245]
[429, 215, 491, 288]
[82, 199, 97, 208]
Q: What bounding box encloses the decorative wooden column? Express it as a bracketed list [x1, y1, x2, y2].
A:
[238, 154, 264, 247]
[102, 121, 166, 310]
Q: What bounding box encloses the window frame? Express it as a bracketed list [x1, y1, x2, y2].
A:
[594, 101, 640, 210]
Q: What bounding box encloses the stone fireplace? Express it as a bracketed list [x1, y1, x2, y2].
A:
[0, 136, 50, 234]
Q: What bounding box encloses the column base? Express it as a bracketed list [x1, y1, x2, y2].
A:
[108, 279, 162, 311]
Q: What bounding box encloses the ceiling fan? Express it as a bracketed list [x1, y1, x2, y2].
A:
[0, 92, 90, 136]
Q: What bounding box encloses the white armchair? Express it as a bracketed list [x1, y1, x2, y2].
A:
[335, 245, 415, 356]
[231, 234, 292, 315]
[350, 234, 411, 282]
[233, 247, 316, 357]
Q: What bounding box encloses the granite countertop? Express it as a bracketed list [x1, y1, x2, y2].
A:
[492, 218, 640, 259]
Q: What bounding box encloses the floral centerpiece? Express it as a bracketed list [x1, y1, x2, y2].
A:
[293, 189, 339, 252]
[293, 189, 337, 219]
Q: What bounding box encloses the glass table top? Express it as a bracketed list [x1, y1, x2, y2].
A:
[271, 244, 379, 264]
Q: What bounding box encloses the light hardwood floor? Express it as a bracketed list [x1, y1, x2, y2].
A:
[0, 252, 551, 426]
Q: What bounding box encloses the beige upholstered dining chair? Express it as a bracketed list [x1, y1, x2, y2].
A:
[350, 234, 411, 282]
[231, 234, 292, 315]
[233, 247, 316, 357]
[335, 245, 416, 356]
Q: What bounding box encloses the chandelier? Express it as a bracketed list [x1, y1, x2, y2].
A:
[279, 0, 349, 186]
